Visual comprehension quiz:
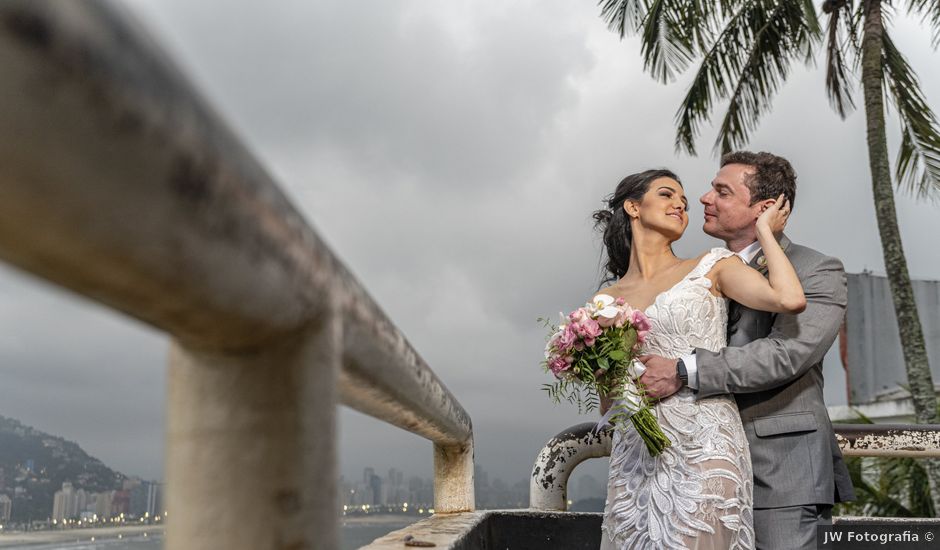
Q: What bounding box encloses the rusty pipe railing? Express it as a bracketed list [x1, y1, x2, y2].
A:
[836, 424, 940, 458]
[0, 1, 472, 548]
[531, 423, 940, 511]
[530, 423, 612, 512]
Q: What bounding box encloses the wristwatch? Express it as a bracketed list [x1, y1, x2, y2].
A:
[676, 358, 688, 387]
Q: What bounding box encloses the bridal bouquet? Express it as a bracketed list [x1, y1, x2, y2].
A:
[541, 294, 671, 456]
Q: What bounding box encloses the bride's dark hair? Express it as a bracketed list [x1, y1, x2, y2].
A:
[593, 169, 682, 285]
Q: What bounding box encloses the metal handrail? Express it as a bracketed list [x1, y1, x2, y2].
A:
[836, 424, 940, 457]
[0, 1, 473, 548]
[531, 423, 940, 511]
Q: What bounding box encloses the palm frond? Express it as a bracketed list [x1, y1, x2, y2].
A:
[638, 0, 697, 82]
[671, 0, 821, 155]
[798, 0, 822, 53]
[712, 1, 820, 155]
[599, 0, 731, 84]
[907, 0, 940, 48]
[823, 0, 858, 118]
[850, 458, 917, 517]
[882, 31, 940, 198]
[598, 0, 646, 39]
[672, 3, 757, 155]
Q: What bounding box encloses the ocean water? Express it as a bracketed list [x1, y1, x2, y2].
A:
[341, 521, 414, 550]
[0, 524, 410, 550]
[0, 533, 162, 549]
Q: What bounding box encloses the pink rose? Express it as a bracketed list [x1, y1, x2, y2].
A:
[572, 319, 601, 348]
[557, 325, 577, 352]
[630, 309, 651, 332]
[637, 329, 650, 344]
[549, 356, 571, 377]
[613, 307, 633, 328]
[568, 308, 589, 324]
[581, 318, 602, 339]
[615, 297, 626, 306]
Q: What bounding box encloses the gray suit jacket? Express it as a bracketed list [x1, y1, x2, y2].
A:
[695, 235, 855, 509]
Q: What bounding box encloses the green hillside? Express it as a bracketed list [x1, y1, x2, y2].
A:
[0, 415, 125, 522]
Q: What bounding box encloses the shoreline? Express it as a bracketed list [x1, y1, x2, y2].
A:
[343, 514, 424, 526]
[0, 525, 163, 547]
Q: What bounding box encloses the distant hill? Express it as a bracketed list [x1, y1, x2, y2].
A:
[0, 414, 125, 522]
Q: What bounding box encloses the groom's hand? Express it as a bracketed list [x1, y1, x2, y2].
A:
[638, 354, 682, 399]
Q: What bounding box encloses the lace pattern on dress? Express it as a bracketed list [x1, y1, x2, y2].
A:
[600, 248, 754, 550]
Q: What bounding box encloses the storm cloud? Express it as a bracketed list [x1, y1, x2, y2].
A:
[1, 0, 939, 487]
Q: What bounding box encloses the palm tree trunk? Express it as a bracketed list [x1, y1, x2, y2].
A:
[860, 0, 940, 516]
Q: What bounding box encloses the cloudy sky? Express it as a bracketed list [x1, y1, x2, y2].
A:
[2, 1, 940, 487]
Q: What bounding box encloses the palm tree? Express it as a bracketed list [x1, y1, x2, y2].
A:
[597, 0, 940, 514]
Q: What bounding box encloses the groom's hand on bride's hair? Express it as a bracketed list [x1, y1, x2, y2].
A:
[637, 354, 682, 399]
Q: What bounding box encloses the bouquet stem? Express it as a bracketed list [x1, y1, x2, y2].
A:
[630, 408, 671, 456]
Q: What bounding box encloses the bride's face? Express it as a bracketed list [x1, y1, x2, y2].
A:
[627, 177, 689, 240]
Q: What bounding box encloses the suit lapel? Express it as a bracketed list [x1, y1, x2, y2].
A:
[728, 233, 790, 341]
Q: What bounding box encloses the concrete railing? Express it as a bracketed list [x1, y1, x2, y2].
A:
[0, 1, 473, 548]
[531, 423, 940, 511]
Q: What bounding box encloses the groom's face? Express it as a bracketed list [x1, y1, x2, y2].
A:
[699, 164, 762, 242]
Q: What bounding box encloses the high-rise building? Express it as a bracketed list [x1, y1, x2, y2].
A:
[111, 490, 130, 517]
[94, 491, 114, 519]
[388, 468, 403, 489]
[368, 474, 383, 505]
[74, 489, 88, 517]
[129, 483, 147, 517]
[0, 494, 11, 521]
[52, 482, 76, 521]
[145, 482, 162, 517]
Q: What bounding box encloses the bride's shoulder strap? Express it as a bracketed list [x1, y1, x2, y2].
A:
[689, 247, 737, 280]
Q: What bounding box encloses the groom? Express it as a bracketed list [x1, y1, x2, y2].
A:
[639, 151, 855, 550]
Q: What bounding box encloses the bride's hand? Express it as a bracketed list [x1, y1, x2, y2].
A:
[756, 194, 790, 234]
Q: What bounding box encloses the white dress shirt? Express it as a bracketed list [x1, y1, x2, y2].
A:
[683, 241, 761, 390]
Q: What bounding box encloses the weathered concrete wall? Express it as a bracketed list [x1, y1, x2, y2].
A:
[846, 273, 940, 404]
[362, 511, 604, 550]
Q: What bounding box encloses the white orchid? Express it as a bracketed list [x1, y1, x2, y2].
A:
[591, 294, 619, 321]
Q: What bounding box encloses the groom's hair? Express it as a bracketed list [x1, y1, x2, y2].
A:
[721, 151, 796, 209]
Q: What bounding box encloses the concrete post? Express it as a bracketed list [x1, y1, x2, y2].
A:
[165, 316, 340, 550]
[433, 441, 475, 513]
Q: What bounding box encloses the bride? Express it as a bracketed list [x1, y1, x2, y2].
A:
[592, 169, 804, 550]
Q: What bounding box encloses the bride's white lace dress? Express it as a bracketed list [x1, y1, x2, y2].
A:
[600, 248, 754, 550]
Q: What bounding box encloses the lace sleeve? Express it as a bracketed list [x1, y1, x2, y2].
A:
[688, 247, 737, 282]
